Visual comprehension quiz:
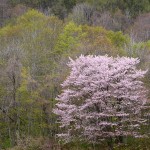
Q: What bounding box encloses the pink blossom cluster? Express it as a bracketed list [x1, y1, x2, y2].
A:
[53, 55, 148, 143]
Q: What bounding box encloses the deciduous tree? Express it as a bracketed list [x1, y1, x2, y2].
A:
[54, 55, 148, 149]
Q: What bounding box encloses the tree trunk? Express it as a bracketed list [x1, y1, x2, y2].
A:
[107, 137, 114, 150]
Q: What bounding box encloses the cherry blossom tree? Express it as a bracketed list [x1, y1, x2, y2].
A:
[53, 55, 148, 149]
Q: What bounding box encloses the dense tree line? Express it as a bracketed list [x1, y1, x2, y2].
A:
[0, 0, 149, 22]
[8, 0, 150, 17]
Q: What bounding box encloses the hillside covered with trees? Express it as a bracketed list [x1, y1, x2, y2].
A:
[0, 0, 150, 149]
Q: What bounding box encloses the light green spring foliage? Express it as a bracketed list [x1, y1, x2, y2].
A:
[80, 25, 129, 56]
[17, 67, 31, 103]
[107, 31, 129, 48]
[54, 22, 84, 55]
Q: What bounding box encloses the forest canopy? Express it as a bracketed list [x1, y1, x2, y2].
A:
[0, 0, 150, 149]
